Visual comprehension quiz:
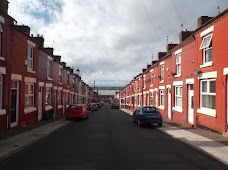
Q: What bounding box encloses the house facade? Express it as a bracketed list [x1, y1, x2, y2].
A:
[120, 9, 228, 135]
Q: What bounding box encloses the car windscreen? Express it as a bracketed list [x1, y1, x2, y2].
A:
[142, 107, 158, 113]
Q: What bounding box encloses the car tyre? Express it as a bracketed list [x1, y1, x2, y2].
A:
[158, 123, 162, 127]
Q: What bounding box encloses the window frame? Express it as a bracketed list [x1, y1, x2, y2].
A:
[25, 83, 34, 108]
[161, 64, 164, 81]
[58, 90, 62, 106]
[27, 45, 34, 70]
[160, 89, 165, 106]
[45, 87, 52, 106]
[200, 79, 216, 110]
[200, 34, 213, 65]
[176, 53, 181, 76]
[59, 67, 63, 83]
[47, 59, 52, 79]
[174, 86, 182, 108]
[151, 71, 153, 85]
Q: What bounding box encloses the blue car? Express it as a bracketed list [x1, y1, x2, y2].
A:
[133, 106, 163, 127]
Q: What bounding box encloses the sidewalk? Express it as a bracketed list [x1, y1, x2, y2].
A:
[0, 118, 70, 160]
[120, 108, 228, 166]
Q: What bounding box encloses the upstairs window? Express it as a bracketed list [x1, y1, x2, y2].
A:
[143, 76, 146, 89]
[67, 73, 70, 86]
[160, 64, 164, 81]
[27, 45, 34, 70]
[59, 67, 63, 83]
[47, 60, 52, 79]
[176, 53, 181, 76]
[151, 71, 153, 85]
[200, 34, 212, 64]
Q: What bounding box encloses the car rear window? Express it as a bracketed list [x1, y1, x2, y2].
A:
[70, 105, 83, 109]
[142, 107, 157, 113]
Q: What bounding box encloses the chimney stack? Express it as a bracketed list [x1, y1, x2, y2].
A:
[198, 16, 213, 28]
[32, 35, 44, 47]
[54, 55, 61, 62]
[158, 52, 167, 60]
[179, 30, 193, 43]
[44, 47, 54, 55]
[167, 43, 178, 52]
[0, 0, 9, 14]
[15, 25, 30, 35]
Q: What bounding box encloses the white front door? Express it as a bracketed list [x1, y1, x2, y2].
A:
[187, 84, 194, 124]
[38, 87, 42, 121]
[167, 88, 171, 119]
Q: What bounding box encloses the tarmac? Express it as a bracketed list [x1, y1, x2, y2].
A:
[0, 109, 228, 167]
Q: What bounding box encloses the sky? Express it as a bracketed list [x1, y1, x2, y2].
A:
[8, 0, 228, 87]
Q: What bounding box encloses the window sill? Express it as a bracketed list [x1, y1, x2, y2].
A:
[197, 108, 216, 117]
[158, 105, 165, 110]
[172, 106, 183, 113]
[47, 77, 53, 81]
[174, 75, 181, 78]
[59, 82, 63, 85]
[24, 107, 37, 114]
[0, 57, 5, 61]
[0, 109, 6, 116]
[150, 85, 153, 87]
[27, 70, 36, 74]
[58, 105, 63, 109]
[45, 105, 53, 111]
[200, 61, 213, 68]
[159, 80, 164, 83]
[66, 105, 70, 108]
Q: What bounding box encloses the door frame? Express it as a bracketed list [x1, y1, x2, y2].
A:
[167, 88, 171, 119]
[187, 83, 194, 124]
[10, 81, 19, 127]
[38, 86, 43, 121]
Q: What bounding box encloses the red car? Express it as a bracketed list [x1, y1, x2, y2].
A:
[65, 104, 89, 120]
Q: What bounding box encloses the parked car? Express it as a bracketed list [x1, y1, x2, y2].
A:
[133, 106, 163, 127]
[89, 103, 98, 111]
[65, 104, 89, 120]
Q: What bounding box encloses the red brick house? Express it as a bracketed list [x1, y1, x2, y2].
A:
[0, 0, 15, 131]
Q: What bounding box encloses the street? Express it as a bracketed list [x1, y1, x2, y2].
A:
[0, 104, 227, 170]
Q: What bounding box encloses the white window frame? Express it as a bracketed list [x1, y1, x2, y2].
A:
[160, 89, 165, 107]
[150, 92, 153, 106]
[25, 83, 34, 109]
[45, 87, 52, 107]
[27, 45, 34, 70]
[176, 53, 181, 76]
[143, 76, 146, 89]
[174, 86, 182, 108]
[200, 79, 216, 110]
[67, 73, 70, 86]
[58, 90, 62, 106]
[150, 71, 153, 86]
[47, 59, 52, 79]
[59, 66, 63, 83]
[161, 64, 164, 81]
[200, 33, 213, 66]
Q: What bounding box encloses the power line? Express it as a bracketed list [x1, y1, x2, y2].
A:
[139, 0, 163, 47]
[172, 0, 183, 30]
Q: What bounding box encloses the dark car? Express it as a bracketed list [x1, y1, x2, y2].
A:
[65, 104, 89, 120]
[89, 103, 98, 111]
[133, 106, 163, 127]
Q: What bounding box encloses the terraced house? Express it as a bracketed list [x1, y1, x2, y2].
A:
[0, 0, 98, 133]
[120, 8, 228, 135]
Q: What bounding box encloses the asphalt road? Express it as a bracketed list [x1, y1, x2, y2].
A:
[0, 104, 227, 170]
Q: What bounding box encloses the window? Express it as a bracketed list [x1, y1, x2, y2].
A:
[45, 88, 52, 106]
[143, 94, 146, 105]
[161, 64, 164, 81]
[0, 75, 2, 109]
[59, 67, 63, 83]
[176, 53, 181, 75]
[27, 45, 34, 70]
[200, 34, 212, 64]
[47, 60, 52, 78]
[66, 92, 69, 105]
[160, 90, 164, 106]
[201, 79, 216, 109]
[58, 90, 62, 105]
[143, 76, 146, 89]
[25, 83, 34, 108]
[151, 71, 153, 85]
[175, 86, 182, 107]
[67, 74, 70, 86]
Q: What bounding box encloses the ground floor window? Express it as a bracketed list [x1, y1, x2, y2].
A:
[58, 90, 62, 106]
[150, 92, 153, 106]
[45, 87, 52, 106]
[160, 90, 165, 106]
[25, 83, 34, 108]
[201, 79, 216, 109]
[175, 86, 182, 107]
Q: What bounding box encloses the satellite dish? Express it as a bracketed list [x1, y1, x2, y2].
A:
[193, 69, 202, 76]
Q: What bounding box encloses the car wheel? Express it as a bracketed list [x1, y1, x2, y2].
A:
[158, 123, 162, 127]
[137, 119, 141, 127]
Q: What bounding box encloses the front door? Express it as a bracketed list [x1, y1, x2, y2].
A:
[167, 88, 171, 119]
[11, 89, 18, 127]
[155, 91, 158, 107]
[38, 87, 42, 121]
[188, 84, 194, 124]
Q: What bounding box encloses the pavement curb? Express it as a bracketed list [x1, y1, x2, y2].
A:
[0, 119, 71, 161]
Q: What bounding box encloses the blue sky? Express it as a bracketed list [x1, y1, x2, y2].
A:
[8, 0, 228, 87]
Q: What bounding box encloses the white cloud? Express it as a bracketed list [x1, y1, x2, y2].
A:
[8, 0, 228, 86]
